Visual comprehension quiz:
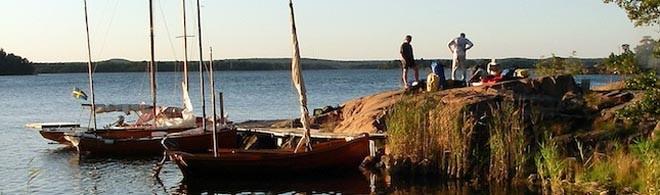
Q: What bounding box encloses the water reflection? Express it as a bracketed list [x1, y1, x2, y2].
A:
[377, 174, 539, 195]
[31, 137, 540, 194]
[163, 168, 540, 195]
[25, 143, 541, 194]
[176, 172, 372, 194]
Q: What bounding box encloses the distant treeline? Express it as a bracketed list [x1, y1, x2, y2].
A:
[33, 57, 604, 74]
[34, 58, 396, 73]
[0, 49, 35, 75]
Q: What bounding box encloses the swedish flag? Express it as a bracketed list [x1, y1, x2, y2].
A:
[72, 88, 88, 100]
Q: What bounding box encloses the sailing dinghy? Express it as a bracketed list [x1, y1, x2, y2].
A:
[60, 0, 237, 156]
[165, 0, 371, 178]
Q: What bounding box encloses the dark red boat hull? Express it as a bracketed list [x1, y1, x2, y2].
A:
[39, 131, 70, 145]
[72, 130, 237, 156]
[169, 135, 371, 178]
[38, 117, 206, 145]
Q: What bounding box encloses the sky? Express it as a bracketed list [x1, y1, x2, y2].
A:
[0, 0, 658, 62]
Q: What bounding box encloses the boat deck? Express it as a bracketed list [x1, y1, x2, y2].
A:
[236, 128, 387, 140]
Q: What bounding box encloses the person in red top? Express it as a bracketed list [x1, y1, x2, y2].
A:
[400, 35, 418, 89]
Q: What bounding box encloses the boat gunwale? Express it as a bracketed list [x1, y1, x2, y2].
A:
[169, 135, 370, 161]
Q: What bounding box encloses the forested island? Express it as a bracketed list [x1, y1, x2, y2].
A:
[32, 57, 604, 74]
[0, 49, 35, 75]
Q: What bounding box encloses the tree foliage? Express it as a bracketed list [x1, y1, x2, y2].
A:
[617, 72, 660, 122]
[625, 71, 658, 90]
[0, 49, 34, 75]
[602, 50, 638, 74]
[604, 0, 660, 27]
[635, 36, 660, 67]
[605, 0, 660, 70]
[535, 53, 584, 77]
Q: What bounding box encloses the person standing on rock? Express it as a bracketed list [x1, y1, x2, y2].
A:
[448, 33, 474, 81]
[400, 35, 418, 89]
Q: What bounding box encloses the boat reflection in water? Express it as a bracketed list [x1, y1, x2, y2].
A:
[170, 170, 538, 195]
[178, 172, 372, 194]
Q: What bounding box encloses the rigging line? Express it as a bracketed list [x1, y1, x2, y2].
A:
[157, 0, 179, 64]
[156, 0, 182, 96]
[94, 0, 120, 60]
[87, 0, 112, 74]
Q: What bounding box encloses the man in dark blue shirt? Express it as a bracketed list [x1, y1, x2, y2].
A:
[400, 35, 418, 89]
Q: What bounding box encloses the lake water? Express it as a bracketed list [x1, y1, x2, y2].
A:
[0, 69, 619, 194]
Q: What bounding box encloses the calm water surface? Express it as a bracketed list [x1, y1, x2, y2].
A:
[0, 69, 617, 194]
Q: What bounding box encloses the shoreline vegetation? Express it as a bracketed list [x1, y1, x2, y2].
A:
[0, 49, 34, 76]
[241, 72, 658, 194]
[31, 57, 604, 74]
[377, 74, 659, 194]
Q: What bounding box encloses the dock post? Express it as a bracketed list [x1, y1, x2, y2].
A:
[369, 140, 376, 157]
[219, 92, 224, 124]
[581, 79, 591, 93]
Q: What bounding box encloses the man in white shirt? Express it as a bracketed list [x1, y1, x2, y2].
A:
[448, 33, 474, 81]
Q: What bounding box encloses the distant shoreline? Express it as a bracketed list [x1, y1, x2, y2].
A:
[30, 57, 604, 74]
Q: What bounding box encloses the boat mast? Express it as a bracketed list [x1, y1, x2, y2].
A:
[181, 0, 189, 91]
[289, 0, 313, 153]
[149, 0, 158, 127]
[209, 47, 218, 157]
[196, 0, 207, 131]
[83, 0, 97, 130]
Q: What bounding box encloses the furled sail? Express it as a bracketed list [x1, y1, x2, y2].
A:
[84, 104, 154, 114]
[289, 0, 312, 153]
[83, 83, 196, 129]
[155, 82, 196, 128]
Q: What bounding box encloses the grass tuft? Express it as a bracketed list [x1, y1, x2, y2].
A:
[535, 133, 567, 192]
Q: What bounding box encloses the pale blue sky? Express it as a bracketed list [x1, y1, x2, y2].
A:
[0, 0, 657, 62]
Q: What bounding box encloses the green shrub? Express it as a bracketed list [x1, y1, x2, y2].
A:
[616, 88, 660, 122]
[625, 71, 658, 90]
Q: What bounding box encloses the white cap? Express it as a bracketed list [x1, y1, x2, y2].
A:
[488, 59, 498, 66]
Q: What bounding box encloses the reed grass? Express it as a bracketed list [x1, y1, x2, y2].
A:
[386, 93, 475, 178]
[535, 134, 566, 192]
[386, 95, 438, 161]
[487, 101, 528, 182]
[431, 102, 474, 178]
[387, 94, 540, 181]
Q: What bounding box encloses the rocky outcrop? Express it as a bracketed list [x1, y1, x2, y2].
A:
[345, 75, 650, 185]
[316, 75, 583, 135]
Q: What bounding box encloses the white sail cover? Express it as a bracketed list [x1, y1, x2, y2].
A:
[289, 0, 313, 152]
[85, 82, 196, 129]
[88, 104, 153, 114]
[155, 82, 196, 128]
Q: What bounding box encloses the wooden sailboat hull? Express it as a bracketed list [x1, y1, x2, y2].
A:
[68, 129, 237, 156]
[39, 130, 72, 145]
[38, 117, 205, 145]
[169, 135, 370, 178]
[39, 127, 197, 146]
